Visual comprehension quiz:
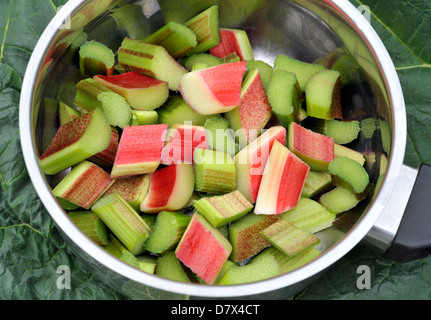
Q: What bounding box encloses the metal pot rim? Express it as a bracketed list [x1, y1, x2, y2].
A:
[19, 0, 406, 298]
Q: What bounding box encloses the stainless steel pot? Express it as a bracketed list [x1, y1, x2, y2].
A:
[20, 0, 422, 299]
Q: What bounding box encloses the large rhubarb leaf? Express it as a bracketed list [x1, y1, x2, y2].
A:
[0, 0, 125, 300]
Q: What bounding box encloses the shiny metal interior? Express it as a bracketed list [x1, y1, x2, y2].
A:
[19, 0, 406, 299]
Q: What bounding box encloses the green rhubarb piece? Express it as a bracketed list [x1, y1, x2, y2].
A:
[315, 48, 359, 86]
[261, 220, 321, 257]
[203, 115, 238, 157]
[144, 21, 197, 59]
[92, 193, 152, 256]
[267, 69, 303, 127]
[155, 251, 191, 283]
[218, 252, 281, 285]
[130, 110, 159, 126]
[181, 53, 222, 71]
[273, 54, 325, 91]
[144, 211, 192, 254]
[74, 79, 133, 129]
[191, 62, 210, 71]
[74, 78, 111, 112]
[305, 69, 343, 120]
[281, 197, 336, 233]
[193, 190, 253, 228]
[68, 210, 109, 245]
[184, 5, 220, 55]
[360, 118, 377, 139]
[319, 186, 360, 214]
[213, 260, 236, 284]
[255, 246, 321, 274]
[193, 148, 236, 194]
[103, 234, 139, 268]
[59, 101, 80, 125]
[97, 92, 132, 129]
[58, 198, 79, 211]
[328, 156, 370, 200]
[157, 95, 213, 127]
[137, 255, 157, 274]
[301, 170, 333, 198]
[39, 108, 111, 175]
[228, 212, 281, 262]
[245, 60, 273, 91]
[323, 120, 360, 144]
[103, 174, 150, 211]
[221, 52, 240, 63]
[79, 41, 115, 77]
[334, 144, 365, 165]
[118, 38, 188, 91]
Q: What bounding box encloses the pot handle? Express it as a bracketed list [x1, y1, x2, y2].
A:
[382, 164, 431, 262]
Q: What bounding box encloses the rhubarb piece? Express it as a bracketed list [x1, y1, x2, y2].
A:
[74, 78, 133, 129]
[266, 69, 303, 127]
[184, 5, 220, 55]
[182, 53, 222, 71]
[254, 140, 310, 215]
[255, 246, 320, 274]
[225, 68, 273, 148]
[144, 211, 192, 254]
[193, 148, 236, 194]
[305, 69, 343, 120]
[137, 255, 157, 274]
[261, 220, 320, 257]
[97, 92, 133, 129]
[92, 193, 152, 255]
[141, 214, 157, 230]
[179, 61, 247, 115]
[288, 122, 334, 171]
[94, 72, 169, 111]
[191, 62, 210, 71]
[273, 54, 325, 91]
[210, 28, 254, 61]
[213, 260, 236, 284]
[155, 251, 191, 283]
[79, 41, 115, 77]
[306, 118, 360, 144]
[130, 110, 158, 126]
[301, 170, 333, 198]
[74, 78, 111, 112]
[360, 118, 377, 139]
[157, 95, 213, 127]
[110, 4, 152, 40]
[140, 164, 195, 213]
[234, 126, 286, 203]
[143, 21, 197, 59]
[218, 250, 281, 285]
[161, 124, 208, 165]
[40, 108, 111, 175]
[103, 174, 150, 211]
[111, 124, 168, 178]
[193, 190, 253, 228]
[103, 234, 139, 268]
[175, 213, 232, 284]
[245, 60, 273, 91]
[68, 210, 109, 245]
[89, 127, 119, 168]
[59, 102, 80, 125]
[334, 143, 365, 165]
[318, 186, 360, 214]
[221, 52, 240, 63]
[281, 197, 336, 233]
[118, 38, 188, 91]
[203, 115, 238, 157]
[228, 212, 281, 262]
[53, 161, 114, 209]
[328, 156, 370, 200]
